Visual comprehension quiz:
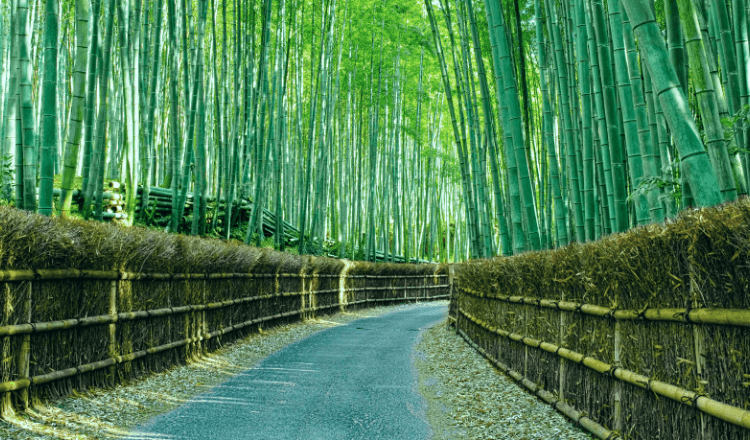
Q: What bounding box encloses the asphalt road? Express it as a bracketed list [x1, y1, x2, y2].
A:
[128, 304, 447, 440]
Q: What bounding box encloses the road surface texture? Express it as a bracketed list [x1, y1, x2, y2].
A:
[128, 304, 447, 440]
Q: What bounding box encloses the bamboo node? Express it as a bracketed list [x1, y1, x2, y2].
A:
[637, 306, 650, 320]
[606, 365, 619, 377]
[680, 391, 707, 407]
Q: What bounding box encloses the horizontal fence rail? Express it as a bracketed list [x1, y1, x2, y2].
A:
[458, 286, 750, 327]
[0, 269, 450, 415]
[450, 281, 750, 439]
[458, 307, 750, 432]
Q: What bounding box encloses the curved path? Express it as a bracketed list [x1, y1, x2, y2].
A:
[128, 304, 447, 440]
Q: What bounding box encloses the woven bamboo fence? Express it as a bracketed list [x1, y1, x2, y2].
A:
[0, 206, 449, 417]
[450, 200, 750, 440]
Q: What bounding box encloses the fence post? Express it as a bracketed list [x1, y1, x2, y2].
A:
[120, 274, 133, 379]
[17, 280, 32, 410]
[108, 278, 118, 387]
[301, 273, 306, 318]
[201, 277, 207, 355]
[690, 266, 710, 440]
[558, 290, 566, 404]
[448, 266, 454, 299]
[184, 276, 192, 361]
[1, 284, 11, 416]
[613, 320, 623, 433]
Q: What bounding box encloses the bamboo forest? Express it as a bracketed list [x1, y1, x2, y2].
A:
[0, 0, 748, 263]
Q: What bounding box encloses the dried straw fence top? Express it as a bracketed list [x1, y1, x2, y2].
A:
[457, 199, 750, 311]
[0, 206, 346, 275]
[453, 199, 750, 439]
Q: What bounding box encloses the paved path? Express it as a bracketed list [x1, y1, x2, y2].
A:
[128, 304, 447, 440]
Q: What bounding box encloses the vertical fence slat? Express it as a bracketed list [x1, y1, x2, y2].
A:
[17, 281, 32, 410]
[1, 284, 11, 416]
[120, 276, 133, 379]
[559, 291, 567, 405]
[691, 265, 711, 440]
[613, 320, 623, 433]
[108, 279, 117, 387]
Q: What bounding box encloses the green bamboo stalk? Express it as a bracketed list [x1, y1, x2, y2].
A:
[621, 0, 723, 207]
[82, 0, 116, 219]
[483, 0, 523, 253]
[571, 0, 595, 240]
[710, 0, 747, 194]
[1, 0, 18, 203]
[590, 0, 627, 231]
[140, 0, 163, 221]
[17, 0, 35, 211]
[80, 0, 101, 202]
[622, 7, 665, 223]
[467, 0, 510, 255]
[431, 0, 480, 257]
[582, 0, 613, 232]
[607, 0, 649, 225]
[463, 0, 504, 256]
[37, 0, 58, 216]
[535, 0, 568, 246]
[735, 0, 750, 189]
[543, 0, 584, 242]
[450, 0, 486, 257]
[165, 0, 182, 230]
[191, 0, 208, 235]
[676, 0, 737, 202]
[58, 0, 90, 217]
[297, 10, 326, 254]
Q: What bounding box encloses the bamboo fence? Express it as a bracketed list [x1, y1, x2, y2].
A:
[451, 283, 750, 439]
[450, 201, 750, 440]
[0, 268, 449, 416]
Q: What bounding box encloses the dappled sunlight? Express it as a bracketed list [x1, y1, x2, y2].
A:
[1, 400, 137, 439]
[304, 318, 345, 326]
[181, 396, 261, 408]
[121, 434, 175, 440]
[1, 412, 98, 440]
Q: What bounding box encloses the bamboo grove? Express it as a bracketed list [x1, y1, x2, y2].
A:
[423, 0, 749, 258]
[0, 0, 749, 263]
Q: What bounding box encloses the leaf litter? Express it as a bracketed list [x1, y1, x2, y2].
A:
[414, 321, 593, 440]
[0, 303, 433, 440]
